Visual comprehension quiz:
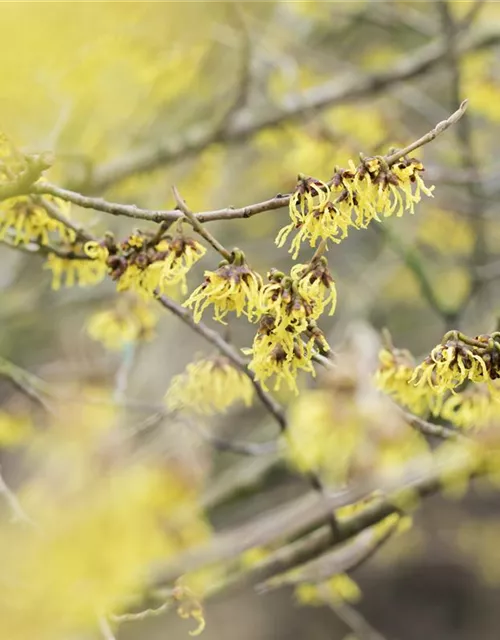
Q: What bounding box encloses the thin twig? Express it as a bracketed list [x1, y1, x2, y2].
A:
[156, 294, 286, 431]
[403, 411, 465, 441]
[0, 355, 54, 413]
[385, 99, 468, 165]
[110, 602, 170, 624]
[0, 465, 35, 526]
[98, 616, 117, 640]
[36, 195, 97, 243]
[324, 598, 390, 640]
[172, 186, 232, 261]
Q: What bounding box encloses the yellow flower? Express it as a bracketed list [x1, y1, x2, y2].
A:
[295, 574, 361, 606]
[285, 387, 363, 480]
[277, 156, 433, 257]
[184, 251, 262, 324]
[158, 236, 206, 295]
[116, 263, 164, 299]
[87, 299, 158, 351]
[0, 411, 33, 447]
[245, 335, 316, 394]
[410, 340, 491, 397]
[0, 394, 212, 640]
[0, 195, 75, 246]
[440, 383, 500, 431]
[165, 356, 254, 415]
[375, 346, 433, 416]
[44, 254, 108, 290]
[290, 257, 337, 319]
[284, 364, 430, 485]
[173, 580, 206, 637]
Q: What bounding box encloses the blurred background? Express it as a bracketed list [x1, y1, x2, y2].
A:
[2, 1, 500, 639]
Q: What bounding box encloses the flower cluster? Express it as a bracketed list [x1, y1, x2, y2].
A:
[109, 231, 206, 299]
[44, 252, 108, 290]
[44, 230, 206, 296]
[410, 332, 500, 399]
[0, 195, 75, 246]
[245, 258, 335, 393]
[440, 382, 500, 431]
[375, 345, 434, 416]
[277, 156, 434, 258]
[184, 249, 262, 323]
[87, 298, 158, 351]
[165, 356, 254, 415]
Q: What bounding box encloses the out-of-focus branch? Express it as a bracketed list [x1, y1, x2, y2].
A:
[79, 26, 500, 192]
[439, 1, 489, 324]
[152, 446, 478, 587]
[385, 99, 468, 165]
[0, 355, 53, 412]
[324, 598, 390, 640]
[403, 411, 465, 441]
[258, 519, 398, 591]
[0, 465, 35, 526]
[375, 224, 452, 323]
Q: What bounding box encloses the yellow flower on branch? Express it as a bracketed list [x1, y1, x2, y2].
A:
[375, 346, 434, 416]
[277, 155, 434, 257]
[440, 383, 500, 431]
[0, 195, 75, 246]
[165, 355, 254, 415]
[44, 254, 108, 290]
[158, 235, 206, 294]
[184, 250, 262, 324]
[245, 335, 316, 394]
[87, 299, 158, 351]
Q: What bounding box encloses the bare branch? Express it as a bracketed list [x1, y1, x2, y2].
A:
[0, 465, 35, 526]
[385, 99, 468, 165]
[172, 186, 232, 261]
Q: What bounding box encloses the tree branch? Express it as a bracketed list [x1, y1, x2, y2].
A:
[156, 294, 287, 431]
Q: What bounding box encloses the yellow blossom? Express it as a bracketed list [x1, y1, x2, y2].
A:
[290, 258, 337, 319]
[0, 195, 75, 246]
[87, 299, 158, 351]
[277, 156, 433, 257]
[410, 338, 492, 400]
[173, 580, 206, 637]
[246, 336, 316, 394]
[295, 574, 361, 606]
[0, 411, 33, 447]
[165, 356, 254, 415]
[285, 386, 364, 482]
[44, 253, 108, 290]
[0, 395, 212, 640]
[158, 236, 206, 295]
[116, 262, 164, 299]
[284, 366, 430, 485]
[440, 383, 500, 431]
[184, 251, 262, 324]
[375, 346, 433, 416]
